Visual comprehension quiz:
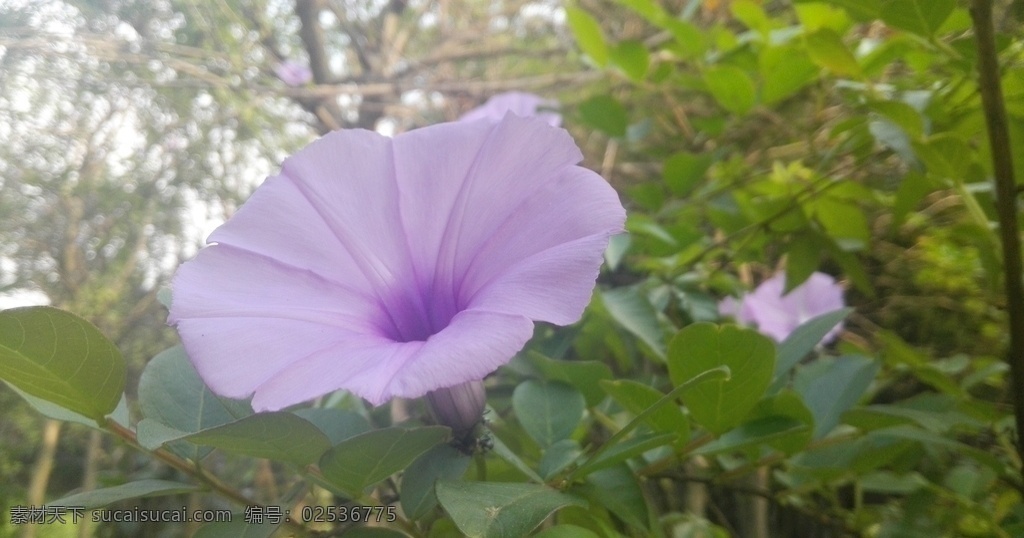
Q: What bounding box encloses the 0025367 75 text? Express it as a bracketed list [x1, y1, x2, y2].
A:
[243, 504, 398, 525]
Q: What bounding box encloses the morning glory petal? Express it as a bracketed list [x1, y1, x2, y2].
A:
[170, 116, 626, 411]
[459, 91, 561, 127]
[719, 271, 846, 343]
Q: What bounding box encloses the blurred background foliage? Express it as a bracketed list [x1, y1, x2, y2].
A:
[0, 0, 1022, 536]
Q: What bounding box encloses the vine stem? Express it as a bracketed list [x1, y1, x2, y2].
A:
[103, 418, 310, 535]
[969, 0, 1024, 485]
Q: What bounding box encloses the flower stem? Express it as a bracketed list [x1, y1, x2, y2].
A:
[103, 418, 310, 535]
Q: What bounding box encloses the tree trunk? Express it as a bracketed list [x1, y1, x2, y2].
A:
[76, 430, 102, 538]
[21, 419, 61, 538]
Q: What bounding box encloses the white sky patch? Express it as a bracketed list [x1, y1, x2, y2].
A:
[0, 289, 50, 309]
[0, 255, 49, 308]
[521, 2, 565, 25]
[377, 118, 396, 137]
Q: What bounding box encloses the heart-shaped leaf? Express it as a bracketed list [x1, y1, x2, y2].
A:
[512, 380, 585, 447]
[319, 426, 449, 496]
[0, 306, 125, 422]
[184, 412, 331, 466]
[137, 346, 251, 459]
[668, 323, 775, 434]
[437, 481, 585, 538]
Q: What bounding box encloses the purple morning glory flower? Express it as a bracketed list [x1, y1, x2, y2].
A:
[168, 115, 625, 411]
[273, 60, 313, 87]
[460, 92, 562, 127]
[719, 272, 845, 343]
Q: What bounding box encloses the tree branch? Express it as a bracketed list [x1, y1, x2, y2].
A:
[970, 0, 1024, 484]
[295, 0, 331, 83]
[296, 0, 346, 131]
[104, 419, 310, 535]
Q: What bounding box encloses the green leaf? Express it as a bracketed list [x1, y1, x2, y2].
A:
[292, 407, 371, 445]
[775, 308, 853, 379]
[136, 420, 193, 451]
[0, 306, 125, 422]
[944, 463, 994, 498]
[792, 431, 913, 476]
[663, 151, 714, 196]
[525, 352, 612, 407]
[674, 286, 720, 323]
[574, 466, 648, 529]
[795, 0, 879, 21]
[566, 7, 608, 65]
[157, 287, 172, 308]
[6, 383, 128, 429]
[822, 239, 874, 296]
[860, 471, 928, 494]
[401, 444, 472, 520]
[192, 519, 277, 538]
[870, 118, 916, 164]
[137, 345, 251, 459]
[486, 426, 545, 483]
[512, 380, 585, 447]
[692, 416, 808, 456]
[615, 0, 704, 57]
[893, 172, 935, 225]
[794, 2, 851, 32]
[668, 324, 775, 434]
[914, 135, 972, 180]
[731, 0, 770, 35]
[845, 401, 974, 434]
[610, 40, 649, 81]
[869, 100, 924, 138]
[51, 479, 200, 509]
[703, 66, 757, 115]
[759, 45, 819, 105]
[749, 391, 815, 454]
[615, 0, 662, 22]
[604, 233, 631, 272]
[874, 425, 1003, 472]
[539, 440, 583, 480]
[665, 20, 705, 58]
[185, 412, 331, 466]
[534, 525, 601, 538]
[804, 29, 861, 77]
[575, 432, 675, 475]
[436, 481, 585, 538]
[600, 286, 667, 359]
[571, 367, 729, 481]
[784, 235, 821, 293]
[626, 214, 678, 247]
[794, 355, 878, 438]
[843, 405, 917, 430]
[810, 197, 870, 249]
[880, 332, 971, 397]
[578, 95, 628, 137]
[340, 530, 409, 538]
[880, 0, 954, 37]
[628, 183, 665, 211]
[601, 379, 688, 442]
[319, 426, 449, 496]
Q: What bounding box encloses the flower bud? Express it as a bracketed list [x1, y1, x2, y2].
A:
[426, 380, 486, 435]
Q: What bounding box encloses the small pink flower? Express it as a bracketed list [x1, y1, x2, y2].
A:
[460, 92, 561, 127]
[169, 116, 625, 411]
[273, 60, 313, 87]
[719, 272, 845, 343]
